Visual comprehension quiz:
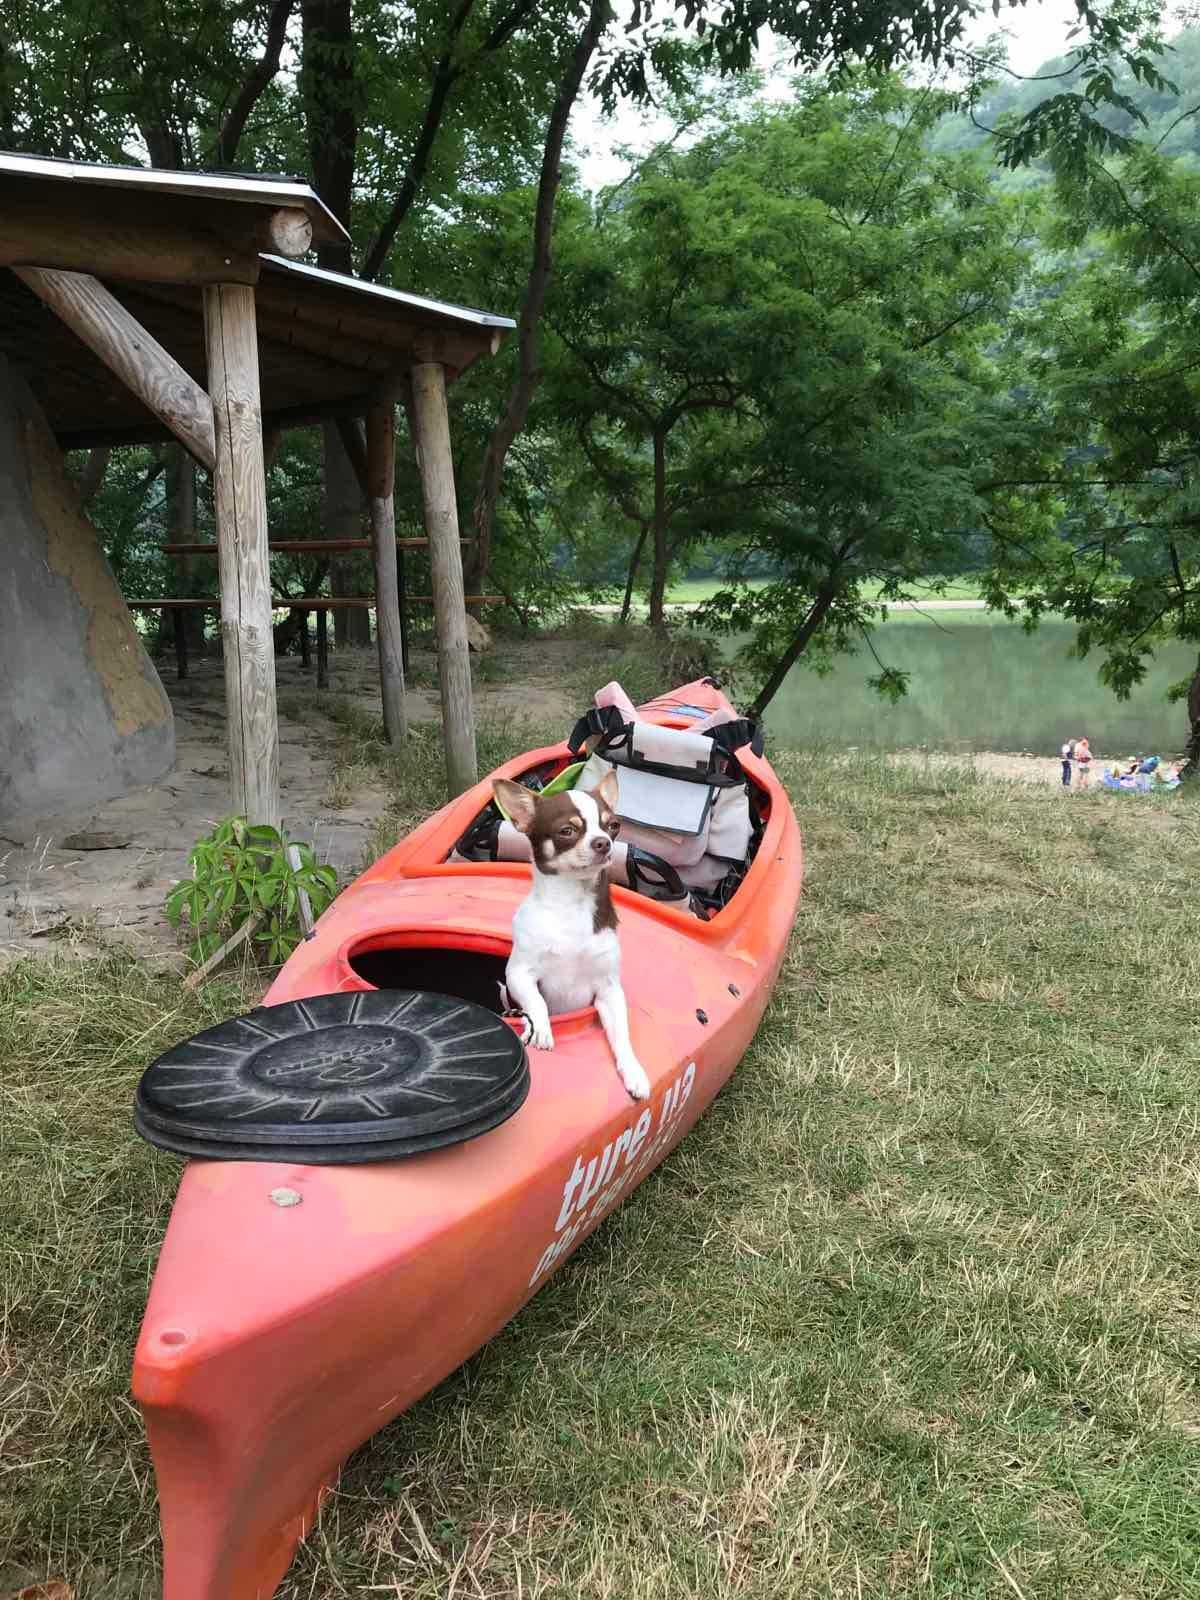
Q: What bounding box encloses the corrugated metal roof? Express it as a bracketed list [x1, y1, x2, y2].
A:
[259, 255, 516, 330]
[0, 150, 349, 245]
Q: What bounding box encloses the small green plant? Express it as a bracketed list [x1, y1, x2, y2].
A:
[165, 816, 338, 966]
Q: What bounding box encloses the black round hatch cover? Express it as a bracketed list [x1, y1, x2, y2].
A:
[134, 990, 529, 1164]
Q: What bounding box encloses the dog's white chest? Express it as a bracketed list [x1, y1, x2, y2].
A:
[511, 891, 621, 1013]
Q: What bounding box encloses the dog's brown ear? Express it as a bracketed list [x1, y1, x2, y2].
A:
[594, 768, 619, 812]
[493, 778, 537, 834]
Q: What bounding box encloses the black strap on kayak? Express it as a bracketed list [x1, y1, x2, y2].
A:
[706, 718, 764, 759]
[567, 704, 629, 756]
[567, 706, 762, 762]
[624, 845, 688, 904]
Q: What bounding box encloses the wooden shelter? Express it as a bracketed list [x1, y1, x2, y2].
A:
[0, 151, 513, 829]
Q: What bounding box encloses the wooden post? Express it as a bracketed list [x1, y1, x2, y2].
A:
[173, 607, 188, 680]
[409, 362, 476, 796]
[316, 607, 329, 690]
[397, 542, 410, 675]
[365, 398, 407, 744]
[203, 283, 280, 829]
[167, 444, 202, 667]
[300, 610, 311, 671]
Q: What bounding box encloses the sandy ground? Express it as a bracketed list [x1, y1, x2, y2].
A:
[0, 644, 575, 967]
[887, 747, 1186, 786]
[891, 749, 1088, 785]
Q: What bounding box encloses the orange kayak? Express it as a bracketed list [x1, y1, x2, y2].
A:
[132, 678, 802, 1599]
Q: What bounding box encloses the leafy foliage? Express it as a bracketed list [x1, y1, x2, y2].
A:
[165, 816, 337, 966]
[10, 1, 1200, 745]
[984, 133, 1200, 770]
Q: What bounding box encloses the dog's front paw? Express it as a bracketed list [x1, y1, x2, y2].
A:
[618, 1058, 651, 1100]
[529, 1022, 555, 1051]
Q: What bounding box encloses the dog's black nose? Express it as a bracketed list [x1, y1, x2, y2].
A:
[591, 835, 611, 857]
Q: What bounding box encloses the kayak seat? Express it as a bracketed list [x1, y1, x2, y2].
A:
[449, 701, 765, 917]
[134, 990, 529, 1164]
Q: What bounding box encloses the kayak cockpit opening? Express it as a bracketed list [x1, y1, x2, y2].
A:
[341, 935, 600, 1034]
[345, 937, 509, 1012]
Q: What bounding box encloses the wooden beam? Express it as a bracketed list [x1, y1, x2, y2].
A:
[0, 188, 261, 284]
[411, 327, 506, 382]
[254, 281, 502, 371]
[14, 267, 217, 471]
[161, 537, 471, 555]
[55, 392, 376, 451]
[366, 398, 407, 745]
[204, 282, 280, 829]
[131, 280, 398, 377]
[126, 594, 503, 607]
[409, 361, 476, 796]
[258, 209, 312, 258]
[253, 308, 396, 375]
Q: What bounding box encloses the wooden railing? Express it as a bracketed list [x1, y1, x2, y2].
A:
[127, 592, 501, 689]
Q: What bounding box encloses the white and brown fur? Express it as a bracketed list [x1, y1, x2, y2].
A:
[493, 770, 651, 1100]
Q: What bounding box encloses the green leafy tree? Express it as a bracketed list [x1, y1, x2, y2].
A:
[985, 139, 1200, 774]
[542, 143, 768, 628]
[538, 77, 1041, 710]
[3, 0, 1178, 633]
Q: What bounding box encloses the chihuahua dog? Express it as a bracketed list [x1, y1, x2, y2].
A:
[492, 770, 651, 1100]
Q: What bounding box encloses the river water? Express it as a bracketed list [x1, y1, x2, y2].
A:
[743, 614, 1194, 755]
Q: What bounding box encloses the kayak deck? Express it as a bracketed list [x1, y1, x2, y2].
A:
[132, 679, 803, 1599]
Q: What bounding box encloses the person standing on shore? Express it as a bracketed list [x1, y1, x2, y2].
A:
[1075, 737, 1093, 788]
[1060, 738, 1075, 788]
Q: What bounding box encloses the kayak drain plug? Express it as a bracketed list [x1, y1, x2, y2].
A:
[270, 1187, 303, 1208]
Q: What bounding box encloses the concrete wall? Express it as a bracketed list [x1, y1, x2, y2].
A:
[0, 355, 175, 828]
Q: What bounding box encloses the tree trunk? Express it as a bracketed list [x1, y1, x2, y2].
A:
[301, 0, 356, 254]
[620, 522, 649, 624]
[469, 0, 613, 590]
[749, 583, 840, 719]
[1183, 656, 1200, 779]
[302, 0, 369, 645]
[77, 446, 110, 504]
[647, 427, 669, 630]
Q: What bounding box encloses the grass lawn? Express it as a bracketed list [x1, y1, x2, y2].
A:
[3, 734, 1200, 1598]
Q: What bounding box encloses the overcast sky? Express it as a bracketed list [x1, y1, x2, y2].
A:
[573, 0, 1083, 189]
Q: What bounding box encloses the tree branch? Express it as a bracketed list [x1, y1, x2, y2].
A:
[470, 0, 614, 582]
[214, 0, 296, 168]
[360, 0, 543, 280]
[576, 423, 648, 530]
[1091, 158, 1200, 292]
